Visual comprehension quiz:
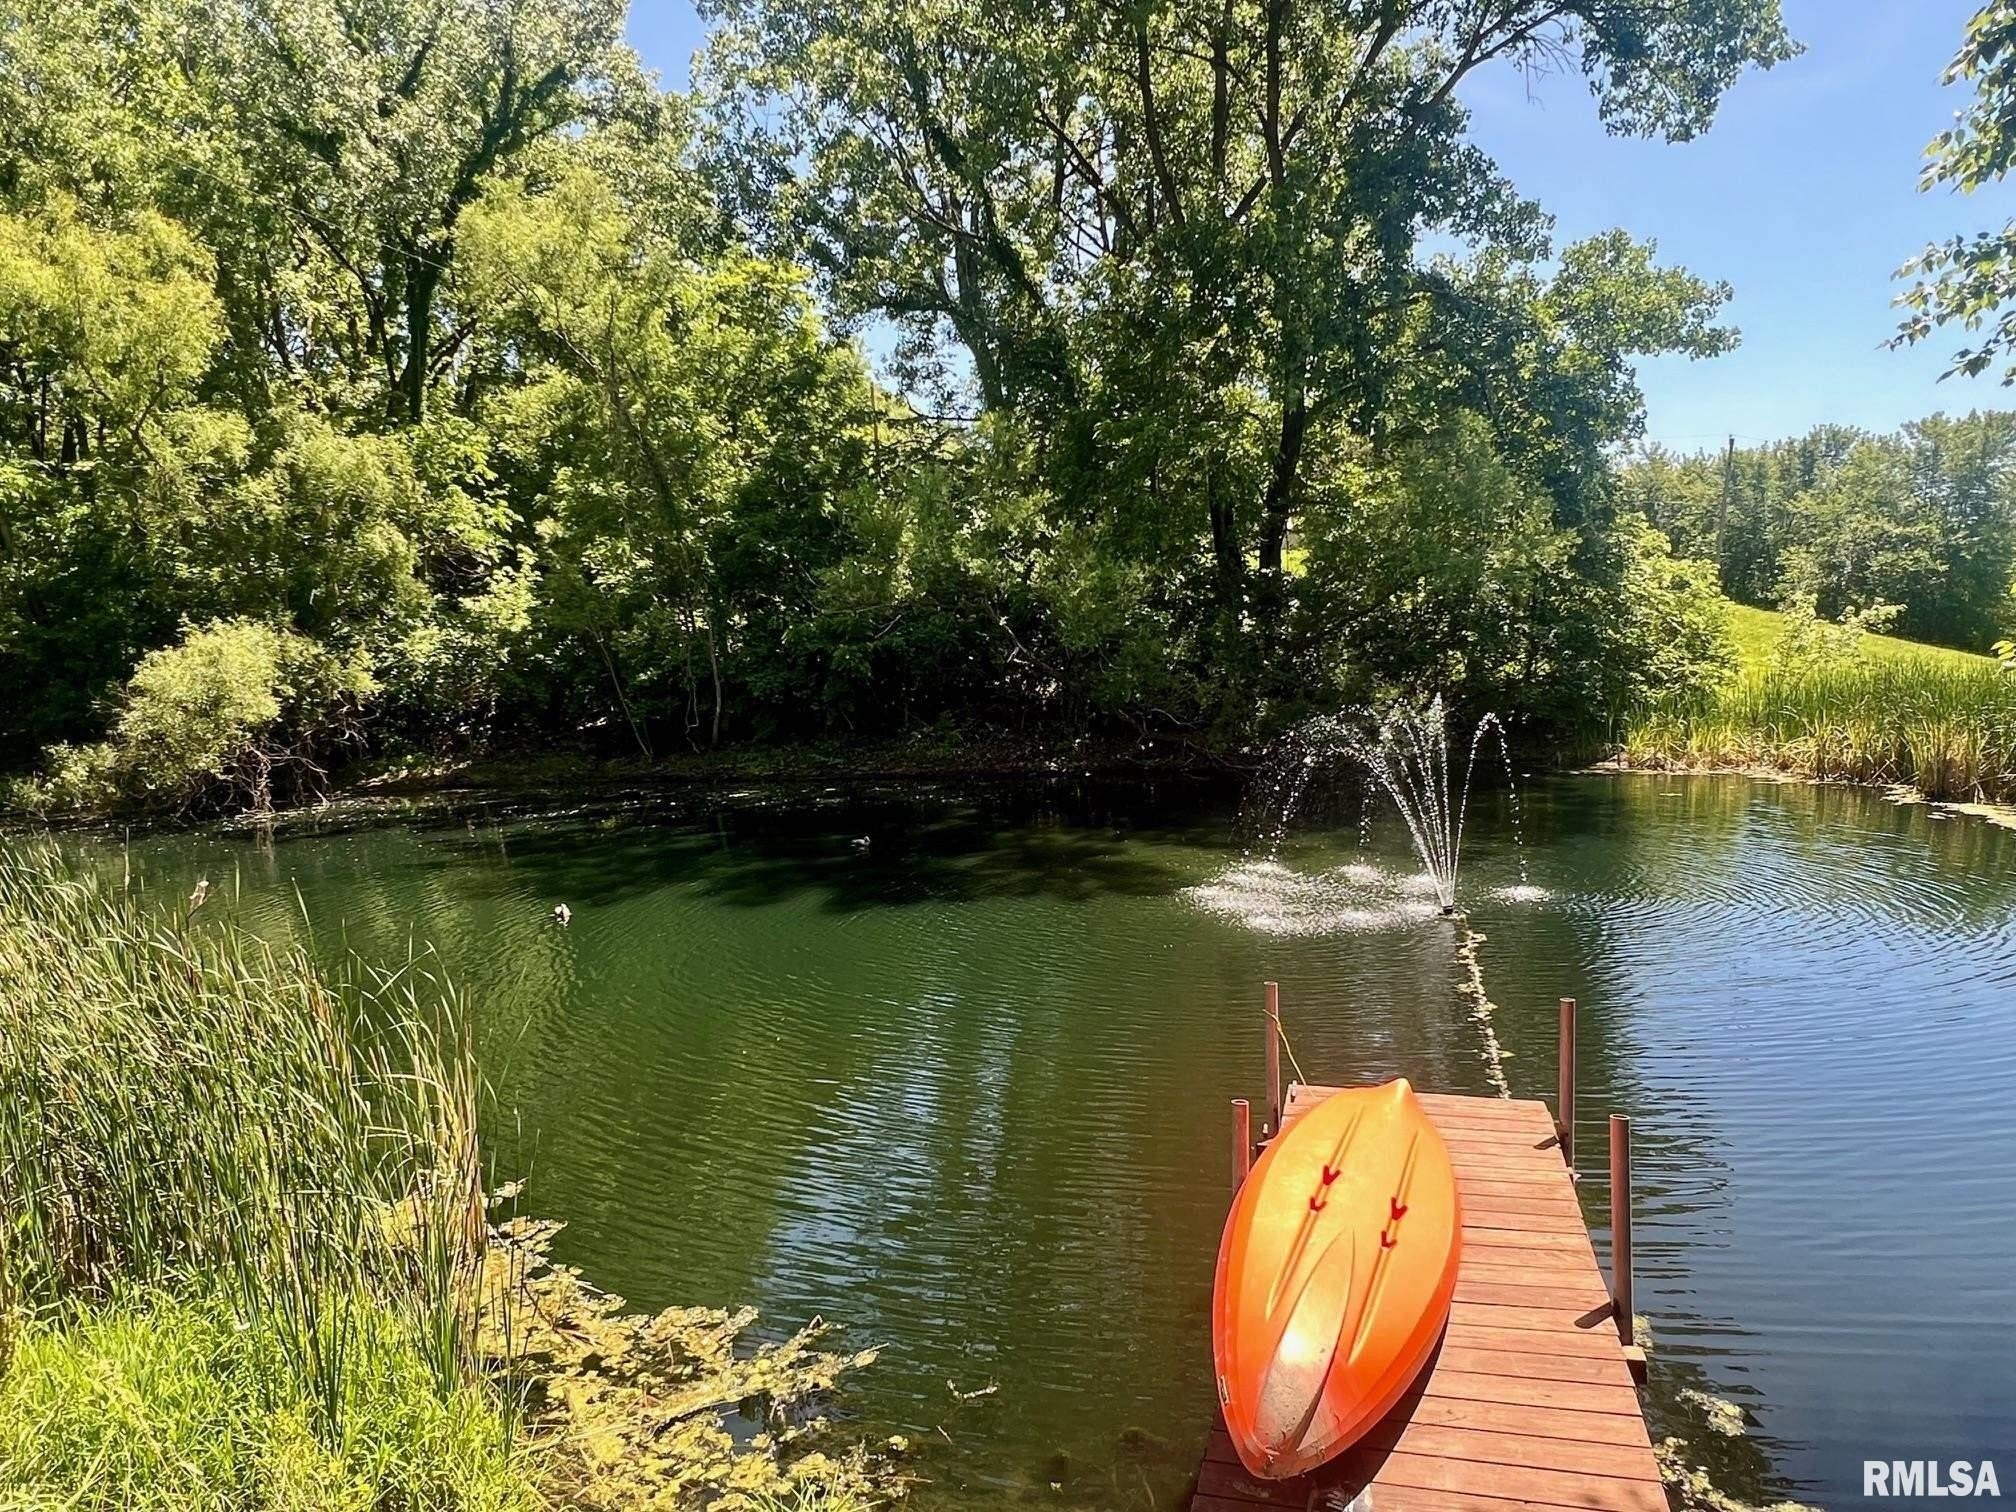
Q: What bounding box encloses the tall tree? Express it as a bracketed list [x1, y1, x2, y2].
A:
[184, 0, 633, 422]
[704, 0, 1792, 638]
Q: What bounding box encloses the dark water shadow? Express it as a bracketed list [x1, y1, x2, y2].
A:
[417, 783, 1243, 914]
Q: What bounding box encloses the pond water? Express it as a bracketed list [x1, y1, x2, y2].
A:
[75, 773, 2016, 1507]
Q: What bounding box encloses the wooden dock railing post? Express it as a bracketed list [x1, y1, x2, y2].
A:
[1557, 996, 1578, 1169]
[1263, 981, 1282, 1136]
[1610, 1113, 1633, 1347]
[1231, 1099, 1251, 1187]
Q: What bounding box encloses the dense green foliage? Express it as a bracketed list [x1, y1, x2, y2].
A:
[0, 0, 1794, 810]
[1618, 412, 2016, 650]
[14, 618, 375, 813]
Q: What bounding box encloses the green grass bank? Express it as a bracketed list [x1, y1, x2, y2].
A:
[1620, 605, 2016, 802]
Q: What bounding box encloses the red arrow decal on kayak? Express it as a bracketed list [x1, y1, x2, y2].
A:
[1308, 1194, 1326, 1212]
[1321, 1165, 1340, 1186]
[1390, 1198, 1407, 1220]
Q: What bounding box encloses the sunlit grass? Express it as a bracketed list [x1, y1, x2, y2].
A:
[0, 848, 894, 1511]
[1723, 603, 1992, 674]
[0, 848, 517, 1505]
[0, 1291, 533, 1511]
[1622, 658, 2016, 801]
[0, 850, 487, 1399]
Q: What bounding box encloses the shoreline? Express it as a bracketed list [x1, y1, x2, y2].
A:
[19, 732, 2016, 838]
[352, 731, 1249, 794]
[1590, 755, 2016, 832]
[0, 731, 1253, 834]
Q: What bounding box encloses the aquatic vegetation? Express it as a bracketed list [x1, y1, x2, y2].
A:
[0, 848, 896, 1510]
[1621, 660, 2016, 802]
[481, 1215, 893, 1511]
[1452, 926, 1512, 1096]
[1657, 1439, 1821, 1512]
[1680, 1388, 1753, 1438]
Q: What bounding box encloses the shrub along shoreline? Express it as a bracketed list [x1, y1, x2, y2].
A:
[0, 851, 893, 1511]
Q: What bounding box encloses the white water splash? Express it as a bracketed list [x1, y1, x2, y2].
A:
[1185, 859, 1449, 937]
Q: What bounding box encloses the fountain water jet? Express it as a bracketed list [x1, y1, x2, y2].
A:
[1254, 696, 1516, 914]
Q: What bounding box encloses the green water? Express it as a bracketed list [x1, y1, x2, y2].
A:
[68, 774, 2016, 1507]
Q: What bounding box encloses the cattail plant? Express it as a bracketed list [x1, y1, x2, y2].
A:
[0, 847, 490, 1444]
[1623, 660, 2016, 802]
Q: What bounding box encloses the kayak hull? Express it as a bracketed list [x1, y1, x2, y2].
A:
[1211, 1078, 1462, 1479]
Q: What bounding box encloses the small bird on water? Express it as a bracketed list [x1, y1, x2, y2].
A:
[552, 904, 572, 926]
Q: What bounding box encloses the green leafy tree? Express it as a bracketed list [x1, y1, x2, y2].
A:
[0, 199, 226, 756]
[463, 171, 939, 747]
[1619, 413, 2016, 650]
[705, 0, 1788, 708]
[1895, 3, 2016, 379]
[0, 0, 1812, 802]
[184, 0, 633, 423]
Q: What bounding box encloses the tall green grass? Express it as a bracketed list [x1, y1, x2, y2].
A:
[0, 848, 896, 1511]
[1622, 660, 2016, 802]
[0, 848, 518, 1502]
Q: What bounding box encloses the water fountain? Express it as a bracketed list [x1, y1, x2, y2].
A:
[1253, 696, 1515, 915]
[1183, 694, 1523, 1094]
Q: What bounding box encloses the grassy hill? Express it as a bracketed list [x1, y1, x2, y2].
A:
[1722, 602, 1994, 673]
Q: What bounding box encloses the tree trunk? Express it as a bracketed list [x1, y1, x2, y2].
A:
[1258, 390, 1308, 573]
[705, 616, 723, 748]
[1208, 470, 1243, 608]
[400, 254, 443, 422]
[592, 628, 653, 760]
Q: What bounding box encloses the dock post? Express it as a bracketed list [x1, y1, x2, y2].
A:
[1610, 1114, 1633, 1347]
[1231, 1099, 1251, 1186]
[1557, 996, 1578, 1169]
[1263, 981, 1282, 1136]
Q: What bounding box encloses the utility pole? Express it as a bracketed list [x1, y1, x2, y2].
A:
[1716, 433, 1736, 586]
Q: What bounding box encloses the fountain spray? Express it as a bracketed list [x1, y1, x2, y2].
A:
[1257, 696, 1515, 914]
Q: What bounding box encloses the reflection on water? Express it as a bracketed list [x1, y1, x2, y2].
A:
[61, 773, 2016, 1507]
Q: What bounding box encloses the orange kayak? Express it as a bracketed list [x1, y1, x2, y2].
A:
[1212, 1078, 1461, 1479]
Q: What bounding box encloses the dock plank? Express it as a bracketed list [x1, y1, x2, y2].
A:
[1433, 1346, 1638, 1389]
[1191, 1084, 1661, 1512]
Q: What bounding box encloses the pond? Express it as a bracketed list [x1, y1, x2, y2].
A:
[76, 772, 2016, 1507]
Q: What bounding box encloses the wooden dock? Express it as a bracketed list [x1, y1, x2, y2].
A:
[1193, 994, 1662, 1512]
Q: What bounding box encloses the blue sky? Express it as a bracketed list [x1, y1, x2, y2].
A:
[625, 0, 2016, 455]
